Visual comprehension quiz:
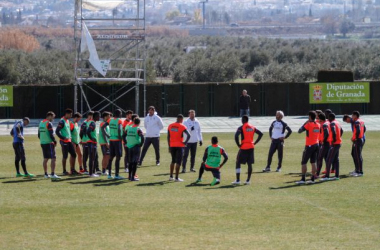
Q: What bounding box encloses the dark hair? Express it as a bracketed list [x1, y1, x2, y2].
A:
[93, 111, 101, 119]
[343, 114, 351, 122]
[324, 109, 332, 116]
[102, 111, 110, 119]
[74, 112, 82, 118]
[114, 109, 122, 117]
[352, 111, 360, 117]
[309, 111, 316, 121]
[148, 106, 155, 111]
[242, 115, 249, 123]
[87, 111, 94, 117]
[316, 110, 323, 115]
[126, 110, 133, 115]
[46, 111, 55, 117]
[131, 114, 138, 120]
[65, 108, 73, 114]
[318, 113, 326, 121]
[328, 113, 336, 120]
[177, 114, 184, 119]
[23, 117, 30, 122]
[134, 117, 141, 125]
[211, 136, 218, 144]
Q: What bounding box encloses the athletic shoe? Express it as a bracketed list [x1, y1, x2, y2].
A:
[83, 171, 89, 175]
[137, 162, 142, 167]
[101, 171, 109, 176]
[131, 177, 140, 181]
[16, 173, 25, 177]
[181, 169, 186, 173]
[70, 170, 80, 175]
[51, 174, 61, 180]
[190, 168, 196, 172]
[156, 161, 160, 166]
[107, 175, 114, 179]
[320, 177, 330, 181]
[349, 171, 358, 176]
[231, 180, 241, 185]
[62, 171, 69, 176]
[195, 178, 202, 183]
[24, 173, 35, 178]
[262, 167, 271, 172]
[175, 178, 184, 182]
[211, 178, 220, 186]
[79, 169, 86, 174]
[114, 175, 126, 180]
[295, 180, 306, 184]
[96, 170, 102, 174]
[44, 174, 51, 179]
[169, 177, 175, 181]
[125, 168, 129, 173]
[90, 174, 99, 178]
[244, 181, 251, 185]
[353, 173, 363, 177]
[306, 180, 315, 184]
[276, 168, 281, 172]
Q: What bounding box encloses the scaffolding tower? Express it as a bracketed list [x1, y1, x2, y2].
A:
[74, 0, 146, 115]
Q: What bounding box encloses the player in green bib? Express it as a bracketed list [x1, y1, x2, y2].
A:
[38, 111, 60, 180]
[99, 112, 111, 175]
[123, 117, 144, 181]
[70, 112, 84, 172]
[80, 111, 94, 174]
[195, 136, 228, 186]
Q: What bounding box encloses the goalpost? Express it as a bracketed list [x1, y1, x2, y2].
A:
[74, 0, 146, 116]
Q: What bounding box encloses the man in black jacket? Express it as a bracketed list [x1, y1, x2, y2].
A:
[239, 90, 251, 117]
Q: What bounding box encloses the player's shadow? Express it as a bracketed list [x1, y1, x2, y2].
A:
[153, 173, 170, 176]
[186, 183, 209, 187]
[94, 180, 127, 187]
[204, 184, 244, 189]
[136, 181, 172, 186]
[2, 178, 39, 184]
[69, 179, 126, 186]
[270, 175, 349, 190]
[59, 176, 87, 182]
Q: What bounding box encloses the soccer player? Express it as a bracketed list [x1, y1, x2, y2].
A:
[296, 111, 320, 184]
[80, 112, 94, 174]
[233, 115, 263, 185]
[86, 111, 100, 177]
[167, 114, 191, 182]
[321, 113, 343, 181]
[124, 117, 144, 181]
[350, 111, 366, 177]
[70, 112, 84, 173]
[182, 109, 203, 173]
[139, 106, 164, 166]
[56, 108, 78, 175]
[316, 113, 331, 177]
[122, 110, 133, 173]
[263, 110, 292, 172]
[38, 111, 60, 179]
[104, 109, 124, 179]
[195, 136, 228, 186]
[99, 112, 111, 175]
[10, 117, 34, 177]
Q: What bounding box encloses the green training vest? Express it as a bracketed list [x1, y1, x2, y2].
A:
[39, 120, 53, 144]
[126, 125, 141, 148]
[109, 118, 121, 140]
[98, 122, 110, 145]
[205, 145, 222, 168]
[60, 118, 71, 140]
[71, 121, 80, 144]
[87, 120, 97, 143]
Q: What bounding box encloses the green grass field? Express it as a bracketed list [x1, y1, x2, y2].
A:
[1, 132, 379, 249]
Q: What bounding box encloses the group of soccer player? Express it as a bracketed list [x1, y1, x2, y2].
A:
[10, 107, 366, 186]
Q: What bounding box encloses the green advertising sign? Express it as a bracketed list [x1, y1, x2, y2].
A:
[309, 82, 370, 104]
[0, 86, 14, 107]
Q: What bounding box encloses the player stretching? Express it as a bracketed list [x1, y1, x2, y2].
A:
[263, 111, 292, 172]
[99, 112, 111, 175]
[321, 113, 343, 181]
[10, 117, 34, 177]
[296, 111, 320, 184]
[124, 117, 144, 181]
[316, 113, 330, 177]
[56, 108, 78, 175]
[195, 136, 228, 186]
[167, 114, 191, 182]
[38, 111, 60, 179]
[233, 115, 263, 185]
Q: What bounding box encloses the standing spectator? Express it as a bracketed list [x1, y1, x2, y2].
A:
[182, 110, 203, 173]
[139, 106, 164, 166]
[239, 90, 251, 117]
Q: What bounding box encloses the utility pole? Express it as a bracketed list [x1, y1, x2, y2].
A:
[200, 0, 208, 29]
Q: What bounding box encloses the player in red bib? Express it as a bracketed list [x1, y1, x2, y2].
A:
[297, 111, 321, 184]
[167, 114, 191, 182]
[233, 115, 263, 185]
[316, 113, 330, 177]
[350, 111, 366, 177]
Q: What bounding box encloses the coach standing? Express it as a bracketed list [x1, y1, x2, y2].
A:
[139, 106, 164, 166]
[182, 110, 203, 173]
[239, 90, 251, 117]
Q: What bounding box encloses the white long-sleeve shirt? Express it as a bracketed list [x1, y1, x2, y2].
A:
[144, 113, 164, 138]
[183, 118, 203, 143]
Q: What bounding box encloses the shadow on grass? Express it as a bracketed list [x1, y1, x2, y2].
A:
[204, 184, 244, 190]
[2, 178, 39, 184]
[153, 173, 170, 177]
[59, 176, 87, 182]
[69, 179, 127, 186]
[185, 183, 209, 187]
[136, 181, 172, 187]
[94, 180, 127, 187]
[270, 175, 349, 190]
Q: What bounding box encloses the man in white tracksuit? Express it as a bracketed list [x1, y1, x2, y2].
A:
[139, 106, 164, 166]
[182, 110, 203, 173]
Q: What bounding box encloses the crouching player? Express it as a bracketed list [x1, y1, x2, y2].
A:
[124, 117, 144, 181]
[195, 136, 228, 186]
